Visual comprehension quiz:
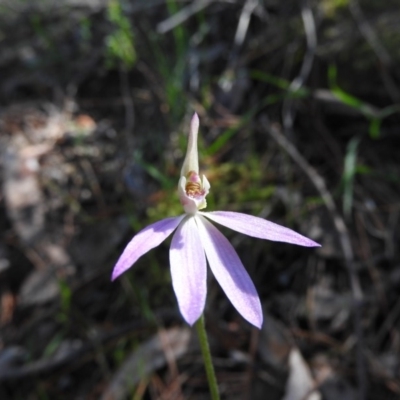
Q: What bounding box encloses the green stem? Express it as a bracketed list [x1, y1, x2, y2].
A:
[195, 314, 220, 400]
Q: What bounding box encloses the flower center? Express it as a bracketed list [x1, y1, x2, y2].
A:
[185, 171, 204, 198]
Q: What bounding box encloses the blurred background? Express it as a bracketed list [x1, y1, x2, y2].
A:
[0, 0, 400, 399]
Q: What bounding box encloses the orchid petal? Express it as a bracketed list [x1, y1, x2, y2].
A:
[170, 216, 207, 325]
[112, 215, 185, 281]
[195, 215, 262, 328]
[200, 211, 320, 247]
[181, 113, 199, 177]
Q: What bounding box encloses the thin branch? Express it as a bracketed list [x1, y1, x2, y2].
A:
[349, 0, 400, 102]
[157, 0, 213, 34]
[229, 0, 259, 68]
[283, 0, 317, 133]
[349, 0, 391, 66]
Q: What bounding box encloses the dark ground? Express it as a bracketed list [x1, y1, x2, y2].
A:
[1, 1, 400, 399]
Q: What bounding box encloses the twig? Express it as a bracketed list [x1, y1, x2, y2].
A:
[228, 0, 259, 68]
[349, 0, 400, 102]
[282, 0, 317, 133]
[375, 296, 400, 350]
[157, 0, 213, 34]
[262, 117, 366, 400]
[349, 0, 391, 66]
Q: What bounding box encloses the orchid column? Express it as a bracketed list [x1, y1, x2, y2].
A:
[112, 113, 320, 399]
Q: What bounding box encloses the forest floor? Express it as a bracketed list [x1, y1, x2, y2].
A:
[1, 1, 400, 399]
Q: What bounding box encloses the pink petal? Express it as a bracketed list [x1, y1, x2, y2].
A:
[170, 216, 207, 325]
[195, 215, 263, 328]
[112, 215, 185, 281]
[200, 211, 320, 247]
[181, 112, 200, 177]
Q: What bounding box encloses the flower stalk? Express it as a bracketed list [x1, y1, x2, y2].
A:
[195, 314, 220, 400]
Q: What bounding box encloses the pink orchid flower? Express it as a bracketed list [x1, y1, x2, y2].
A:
[112, 113, 320, 328]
